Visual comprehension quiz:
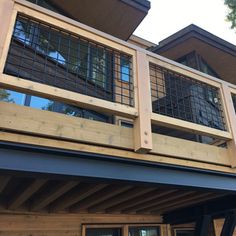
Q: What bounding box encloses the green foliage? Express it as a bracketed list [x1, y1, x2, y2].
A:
[0, 89, 14, 103]
[225, 0, 236, 29]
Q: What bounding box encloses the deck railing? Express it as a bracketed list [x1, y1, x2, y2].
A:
[0, 0, 236, 168]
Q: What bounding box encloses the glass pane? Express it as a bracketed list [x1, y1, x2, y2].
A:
[175, 230, 194, 236]
[86, 228, 122, 236]
[30, 96, 54, 111]
[0, 89, 25, 105]
[54, 102, 83, 117]
[129, 227, 160, 236]
[120, 55, 130, 82]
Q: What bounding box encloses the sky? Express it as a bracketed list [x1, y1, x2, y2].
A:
[134, 0, 236, 46]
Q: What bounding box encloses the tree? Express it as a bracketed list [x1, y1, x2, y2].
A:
[0, 89, 14, 103]
[225, 0, 236, 29]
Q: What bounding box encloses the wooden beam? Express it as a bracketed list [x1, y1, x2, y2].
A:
[0, 74, 138, 119]
[120, 189, 177, 213]
[152, 113, 232, 140]
[0, 176, 11, 193]
[134, 191, 195, 213]
[71, 185, 132, 212]
[50, 183, 107, 212]
[151, 193, 220, 214]
[151, 133, 230, 166]
[30, 181, 79, 211]
[194, 215, 212, 236]
[88, 187, 155, 213]
[148, 55, 222, 88]
[0, 101, 134, 150]
[0, 131, 233, 174]
[133, 50, 152, 153]
[0, 0, 14, 64]
[220, 212, 236, 236]
[8, 179, 47, 210]
[221, 84, 236, 167]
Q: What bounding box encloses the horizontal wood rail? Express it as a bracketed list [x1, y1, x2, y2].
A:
[0, 0, 235, 170]
[151, 114, 232, 141]
[0, 74, 138, 118]
[0, 102, 230, 167]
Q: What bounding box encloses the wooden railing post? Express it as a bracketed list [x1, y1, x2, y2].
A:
[0, 0, 14, 59]
[133, 50, 152, 153]
[221, 84, 236, 167]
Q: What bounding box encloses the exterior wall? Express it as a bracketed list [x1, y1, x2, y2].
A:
[0, 213, 167, 236]
[214, 219, 236, 236]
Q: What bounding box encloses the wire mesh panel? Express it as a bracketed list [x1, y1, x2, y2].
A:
[4, 14, 134, 106]
[232, 94, 236, 114]
[150, 63, 226, 131]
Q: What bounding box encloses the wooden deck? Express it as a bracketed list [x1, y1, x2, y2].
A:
[0, 0, 235, 174]
[0, 1, 236, 236]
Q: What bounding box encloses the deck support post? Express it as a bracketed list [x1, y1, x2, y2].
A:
[194, 214, 212, 236]
[0, 0, 14, 66]
[133, 50, 152, 153]
[221, 84, 236, 167]
[220, 212, 236, 236]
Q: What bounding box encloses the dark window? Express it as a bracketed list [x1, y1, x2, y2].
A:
[177, 51, 220, 78]
[232, 94, 236, 114]
[4, 15, 134, 106]
[129, 226, 160, 236]
[26, 0, 65, 15]
[175, 230, 194, 236]
[150, 63, 225, 131]
[86, 228, 122, 236]
[0, 88, 110, 123]
[120, 55, 130, 82]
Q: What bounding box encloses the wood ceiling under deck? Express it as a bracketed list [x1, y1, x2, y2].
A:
[0, 174, 226, 216]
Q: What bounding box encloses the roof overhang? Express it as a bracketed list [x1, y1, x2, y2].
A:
[152, 25, 236, 85]
[49, 0, 151, 40]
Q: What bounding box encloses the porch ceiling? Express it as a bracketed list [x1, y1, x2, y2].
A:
[49, 0, 150, 40]
[0, 174, 226, 215]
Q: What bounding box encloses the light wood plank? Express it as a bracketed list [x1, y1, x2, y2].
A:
[221, 84, 236, 167]
[31, 181, 79, 211]
[148, 55, 221, 88]
[8, 179, 47, 210]
[152, 113, 232, 140]
[0, 213, 162, 231]
[151, 133, 230, 166]
[0, 131, 233, 175]
[133, 50, 152, 153]
[0, 74, 138, 118]
[0, 101, 134, 150]
[0, 0, 14, 69]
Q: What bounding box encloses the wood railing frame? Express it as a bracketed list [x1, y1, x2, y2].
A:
[0, 0, 235, 166]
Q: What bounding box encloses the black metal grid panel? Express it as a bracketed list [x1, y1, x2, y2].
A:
[232, 94, 236, 114]
[150, 63, 226, 131]
[4, 15, 134, 106]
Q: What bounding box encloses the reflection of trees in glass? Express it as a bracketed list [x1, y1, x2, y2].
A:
[0, 89, 14, 103]
[13, 15, 130, 93]
[41, 100, 54, 111]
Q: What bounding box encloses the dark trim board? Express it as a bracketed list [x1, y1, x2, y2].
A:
[120, 0, 151, 12]
[1, 143, 236, 193]
[152, 24, 236, 57]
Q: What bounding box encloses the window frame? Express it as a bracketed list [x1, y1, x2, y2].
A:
[82, 224, 163, 236]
